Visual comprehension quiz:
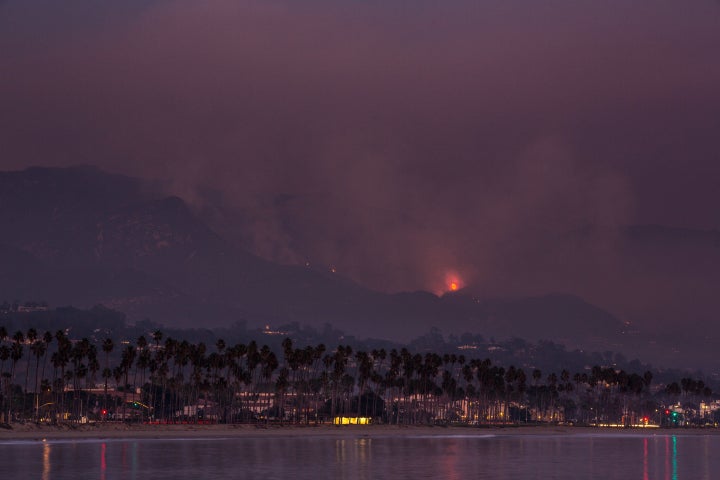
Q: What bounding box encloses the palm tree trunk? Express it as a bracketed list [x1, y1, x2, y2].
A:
[33, 355, 41, 422]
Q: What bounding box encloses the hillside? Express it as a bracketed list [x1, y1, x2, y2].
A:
[0, 166, 716, 372]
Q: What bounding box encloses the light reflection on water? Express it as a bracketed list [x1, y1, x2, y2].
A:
[335, 438, 373, 480]
[1, 433, 718, 479]
[42, 441, 51, 480]
[673, 435, 678, 480]
[100, 443, 106, 480]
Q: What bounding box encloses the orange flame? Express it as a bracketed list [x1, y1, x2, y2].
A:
[444, 271, 463, 293]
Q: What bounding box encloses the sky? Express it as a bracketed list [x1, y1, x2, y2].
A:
[1, 0, 720, 312]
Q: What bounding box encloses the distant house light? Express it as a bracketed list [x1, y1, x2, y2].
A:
[333, 416, 372, 425]
[263, 325, 287, 335]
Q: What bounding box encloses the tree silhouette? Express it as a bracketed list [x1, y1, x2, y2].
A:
[0, 320, 716, 427]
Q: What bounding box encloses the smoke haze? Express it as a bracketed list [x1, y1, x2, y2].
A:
[2, 0, 720, 327]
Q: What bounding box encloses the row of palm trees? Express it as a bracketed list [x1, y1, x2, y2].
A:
[0, 325, 714, 425]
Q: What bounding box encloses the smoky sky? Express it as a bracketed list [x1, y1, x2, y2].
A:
[2, 0, 720, 304]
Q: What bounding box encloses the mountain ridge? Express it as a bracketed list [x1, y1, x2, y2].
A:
[0, 165, 716, 372]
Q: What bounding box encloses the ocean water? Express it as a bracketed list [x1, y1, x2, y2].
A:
[1, 433, 717, 479]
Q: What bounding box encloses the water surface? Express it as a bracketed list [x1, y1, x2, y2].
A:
[1, 433, 716, 479]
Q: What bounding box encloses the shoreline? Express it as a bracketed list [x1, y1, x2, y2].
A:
[2, 423, 718, 442]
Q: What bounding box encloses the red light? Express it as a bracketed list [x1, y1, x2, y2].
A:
[665, 410, 670, 415]
[102, 409, 107, 415]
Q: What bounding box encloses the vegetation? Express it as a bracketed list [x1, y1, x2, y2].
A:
[0, 325, 716, 427]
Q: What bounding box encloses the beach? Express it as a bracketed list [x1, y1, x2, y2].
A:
[1, 422, 716, 442]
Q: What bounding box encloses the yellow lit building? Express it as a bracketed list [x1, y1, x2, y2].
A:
[333, 416, 372, 425]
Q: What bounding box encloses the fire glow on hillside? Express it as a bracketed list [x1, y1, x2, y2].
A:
[444, 271, 463, 294]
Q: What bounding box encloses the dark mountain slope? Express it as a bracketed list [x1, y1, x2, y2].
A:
[0, 166, 709, 371]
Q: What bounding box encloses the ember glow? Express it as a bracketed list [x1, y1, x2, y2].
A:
[443, 272, 463, 294]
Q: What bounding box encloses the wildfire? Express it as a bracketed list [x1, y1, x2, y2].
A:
[444, 271, 463, 293]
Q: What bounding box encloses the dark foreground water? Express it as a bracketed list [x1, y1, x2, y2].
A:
[1, 433, 717, 479]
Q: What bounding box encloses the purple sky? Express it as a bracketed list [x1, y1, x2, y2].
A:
[2, 1, 720, 306]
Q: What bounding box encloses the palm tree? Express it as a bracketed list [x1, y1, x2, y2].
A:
[476, 358, 495, 423]
[21, 328, 38, 417]
[532, 368, 542, 386]
[188, 342, 207, 423]
[260, 345, 278, 425]
[385, 349, 401, 424]
[87, 345, 99, 419]
[213, 339, 227, 422]
[101, 367, 112, 418]
[546, 372, 558, 421]
[306, 343, 325, 425]
[10, 321, 720, 429]
[8, 331, 25, 422]
[136, 339, 151, 421]
[112, 366, 124, 417]
[30, 339, 47, 421]
[120, 345, 136, 421]
[39, 331, 53, 410]
[461, 361, 476, 422]
[368, 348, 386, 421]
[101, 338, 114, 415]
[0, 344, 9, 422]
[156, 339, 173, 422]
[171, 340, 190, 423]
[226, 343, 248, 423]
[158, 360, 171, 422]
[152, 330, 163, 347]
[275, 366, 290, 425]
[70, 338, 92, 422]
[52, 330, 72, 423]
[329, 345, 351, 420]
[355, 350, 373, 418]
[516, 368, 528, 422]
